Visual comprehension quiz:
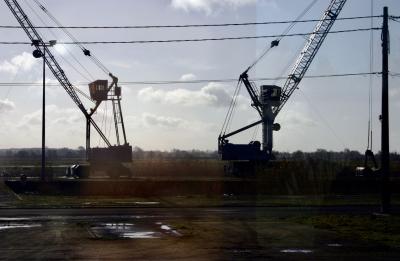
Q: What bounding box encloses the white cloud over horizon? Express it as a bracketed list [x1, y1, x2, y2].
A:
[171, 0, 257, 14]
[0, 52, 37, 75]
[180, 73, 197, 81]
[0, 99, 15, 114]
[137, 82, 246, 108]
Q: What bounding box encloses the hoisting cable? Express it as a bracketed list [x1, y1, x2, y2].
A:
[225, 82, 243, 134]
[220, 80, 242, 136]
[33, 0, 112, 76]
[24, 0, 95, 82]
[220, 0, 319, 139]
[246, 0, 318, 73]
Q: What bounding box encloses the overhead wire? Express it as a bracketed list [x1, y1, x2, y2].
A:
[0, 72, 381, 87]
[24, 0, 95, 82]
[32, 0, 111, 75]
[0, 15, 383, 29]
[0, 27, 381, 45]
[223, 0, 321, 138]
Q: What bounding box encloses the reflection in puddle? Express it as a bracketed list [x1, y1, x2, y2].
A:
[327, 243, 342, 247]
[90, 222, 180, 239]
[123, 232, 159, 239]
[160, 224, 181, 236]
[0, 223, 41, 230]
[133, 202, 160, 205]
[280, 249, 313, 254]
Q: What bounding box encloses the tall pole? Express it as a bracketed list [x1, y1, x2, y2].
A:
[41, 46, 46, 181]
[381, 6, 390, 213]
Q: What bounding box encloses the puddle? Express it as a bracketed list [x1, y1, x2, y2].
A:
[0, 218, 31, 221]
[160, 224, 181, 236]
[0, 223, 41, 230]
[123, 232, 159, 239]
[280, 249, 313, 254]
[133, 202, 160, 205]
[89, 222, 180, 239]
[327, 243, 342, 247]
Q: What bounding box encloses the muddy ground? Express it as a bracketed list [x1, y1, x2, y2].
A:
[0, 207, 400, 260]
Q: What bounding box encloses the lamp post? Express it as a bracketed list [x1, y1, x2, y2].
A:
[32, 39, 56, 182]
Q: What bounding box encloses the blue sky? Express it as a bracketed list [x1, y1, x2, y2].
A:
[0, 0, 400, 152]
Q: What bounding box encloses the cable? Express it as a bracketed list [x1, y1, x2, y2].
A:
[0, 27, 381, 45]
[32, 0, 111, 75]
[244, 0, 318, 73]
[220, 80, 242, 135]
[0, 15, 384, 29]
[24, 0, 95, 82]
[0, 72, 381, 87]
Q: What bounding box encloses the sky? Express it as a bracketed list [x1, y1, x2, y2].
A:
[0, 0, 400, 152]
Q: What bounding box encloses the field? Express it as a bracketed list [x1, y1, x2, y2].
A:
[2, 158, 400, 259]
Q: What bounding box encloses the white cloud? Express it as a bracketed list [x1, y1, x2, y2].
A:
[277, 102, 317, 130]
[28, 78, 60, 93]
[141, 112, 216, 131]
[138, 82, 243, 107]
[180, 73, 197, 81]
[0, 99, 15, 114]
[143, 113, 187, 128]
[18, 105, 81, 129]
[171, 0, 257, 14]
[0, 52, 37, 75]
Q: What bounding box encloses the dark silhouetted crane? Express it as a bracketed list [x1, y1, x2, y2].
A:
[4, 0, 132, 177]
[219, 0, 347, 163]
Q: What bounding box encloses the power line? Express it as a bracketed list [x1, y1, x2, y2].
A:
[0, 27, 380, 45]
[0, 15, 384, 29]
[0, 72, 381, 87]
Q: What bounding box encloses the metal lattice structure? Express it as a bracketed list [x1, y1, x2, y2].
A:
[218, 0, 347, 162]
[4, 0, 111, 147]
[275, 0, 347, 115]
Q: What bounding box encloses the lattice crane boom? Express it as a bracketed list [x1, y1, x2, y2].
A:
[3, 0, 112, 147]
[218, 0, 347, 162]
[275, 0, 347, 116]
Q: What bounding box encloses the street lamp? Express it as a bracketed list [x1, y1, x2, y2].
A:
[32, 39, 56, 182]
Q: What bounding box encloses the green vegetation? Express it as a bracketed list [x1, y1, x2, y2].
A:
[4, 194, 399, 208]
[291, 214, 400, 248]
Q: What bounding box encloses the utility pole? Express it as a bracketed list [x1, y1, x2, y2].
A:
[32, 40, 56, 181]
[381, 6, 390, 214]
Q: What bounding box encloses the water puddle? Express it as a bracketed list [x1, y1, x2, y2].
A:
[0, 223, 41, 230]
[89, 222, 180, 239]
[280, 249, 313, 254]
[327, 243, 342, 247]
[160, 224, 181, 236]
[133, 202, 160, 205]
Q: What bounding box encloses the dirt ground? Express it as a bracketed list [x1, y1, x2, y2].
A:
[0, 209, 400, 260]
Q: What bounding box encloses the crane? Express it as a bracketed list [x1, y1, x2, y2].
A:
[218, 0, 347, 163]
[4, 0, 132, 177]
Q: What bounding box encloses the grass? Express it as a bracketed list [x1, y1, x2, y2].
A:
[4, 194, 400, 208]
[290, 214, 400, 248]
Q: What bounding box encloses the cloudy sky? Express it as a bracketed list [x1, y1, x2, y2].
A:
[1, 0, 400, 152]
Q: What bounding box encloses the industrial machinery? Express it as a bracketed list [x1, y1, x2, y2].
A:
[4, 0, 132, 177]
[218, 0, 347, 169]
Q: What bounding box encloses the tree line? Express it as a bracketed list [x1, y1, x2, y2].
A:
[0, 147, 399, 161]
